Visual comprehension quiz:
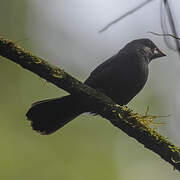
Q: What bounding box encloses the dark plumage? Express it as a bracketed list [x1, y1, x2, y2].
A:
[26, 39, 166, 135]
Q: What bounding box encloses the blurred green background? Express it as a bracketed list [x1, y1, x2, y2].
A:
[0, 0, 180, 179]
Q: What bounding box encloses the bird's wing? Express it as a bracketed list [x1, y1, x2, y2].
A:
[84, 52, 133, 87]
[87, 54, 118, 78]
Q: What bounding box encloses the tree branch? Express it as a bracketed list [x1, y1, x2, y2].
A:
[99, 0, 155, 32]
[163, 0, 180, 58]
[0, 36, 180, 171]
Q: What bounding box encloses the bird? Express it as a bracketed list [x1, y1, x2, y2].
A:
[26, 39, 166, 135]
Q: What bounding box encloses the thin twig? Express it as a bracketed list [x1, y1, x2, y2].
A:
[99, 0, 155, 33]
[160, 0, 172, 50]
[148, 31, 180, 40]
[163, 0, 180, 57]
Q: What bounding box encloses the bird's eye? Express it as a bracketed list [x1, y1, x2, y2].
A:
[154, 48, 159, 54]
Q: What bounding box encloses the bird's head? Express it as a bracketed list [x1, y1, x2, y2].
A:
[126, 39, 166, 62]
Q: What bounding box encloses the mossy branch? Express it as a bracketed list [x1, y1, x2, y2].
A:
[0, 36, 180, 171]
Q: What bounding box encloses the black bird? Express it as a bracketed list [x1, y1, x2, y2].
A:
[26, 39, 166, 135]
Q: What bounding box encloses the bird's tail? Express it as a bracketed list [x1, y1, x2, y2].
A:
[26, 95, 82, 135]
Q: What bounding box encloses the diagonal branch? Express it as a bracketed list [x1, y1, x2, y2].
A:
[0, 36, 180, 171]
[99, 0, 155, 32]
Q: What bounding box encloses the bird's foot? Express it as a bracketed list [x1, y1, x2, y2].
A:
[137, 106, 169, 128]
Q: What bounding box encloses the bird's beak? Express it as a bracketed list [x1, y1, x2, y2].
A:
[158, 49, 166, 57]
[153, 48, 166, 59]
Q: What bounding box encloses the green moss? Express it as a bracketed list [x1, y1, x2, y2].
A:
[118, 113, 122, 119]
[52, 73, 63, 79]
[34, 58, 42, 64]
[168, 145, 180, 154]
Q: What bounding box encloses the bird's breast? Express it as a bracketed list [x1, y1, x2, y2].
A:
[98, 60, 149, 105]
[112, 60, 149, 104]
